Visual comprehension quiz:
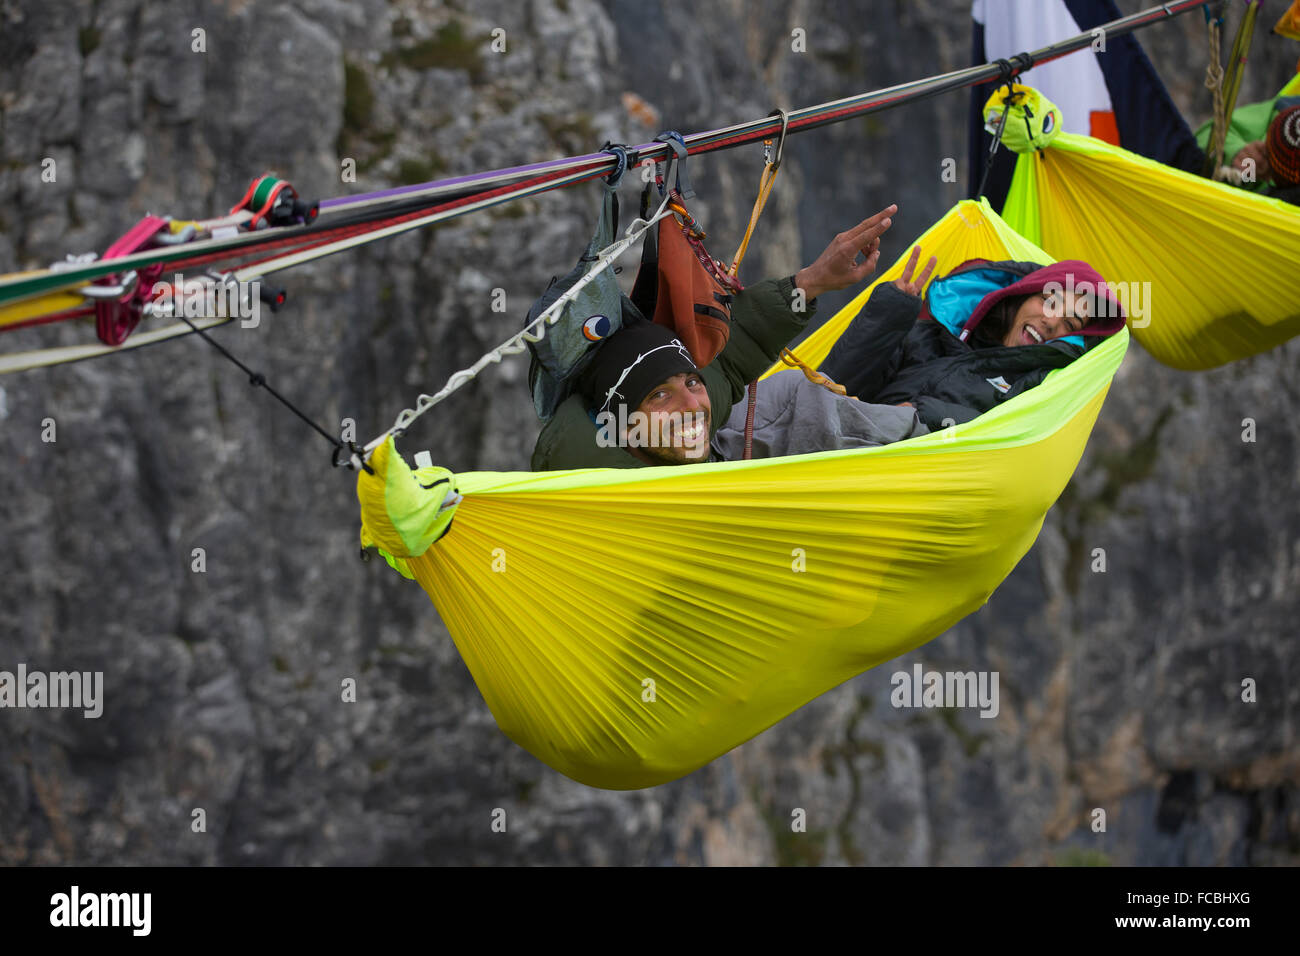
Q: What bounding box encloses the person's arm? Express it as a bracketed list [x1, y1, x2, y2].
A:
[1195, 96, 1280, 183]
[708, 204, 899, 402]
[531, 394, 645, 471]
[912, 396, 982, 431]
[819, 245, 936, 400]
[819, 283, 919, 400]
[911, 354, 1071, 431]
[706, 275, 814, 407]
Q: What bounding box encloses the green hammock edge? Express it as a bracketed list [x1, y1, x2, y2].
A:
[437, 326, 1129, 497]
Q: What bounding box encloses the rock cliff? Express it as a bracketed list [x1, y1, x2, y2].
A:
[0, 0, 1295, 864]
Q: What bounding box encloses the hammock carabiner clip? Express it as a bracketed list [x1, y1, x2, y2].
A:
[764, 108, 789, 171]
[601, 142, 632, 187]
[333, 440, 374, 475]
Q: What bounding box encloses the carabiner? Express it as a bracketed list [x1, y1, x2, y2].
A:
[764, 108, 790, 171]
[601, 142, 631, 186]
[80, 269, 140, 300]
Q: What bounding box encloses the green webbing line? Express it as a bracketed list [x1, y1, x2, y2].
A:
[1220, 1, 1260, 134]
[251, 176, 284, 211]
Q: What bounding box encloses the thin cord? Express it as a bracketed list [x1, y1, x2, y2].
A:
[174, 311, 358, 461]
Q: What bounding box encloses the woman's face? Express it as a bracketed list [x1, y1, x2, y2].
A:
[1002, 290, 1090, 347]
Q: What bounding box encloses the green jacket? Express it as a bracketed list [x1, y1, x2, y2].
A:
[531, 276, 815, 470]
[1194, 84, 1300, 191]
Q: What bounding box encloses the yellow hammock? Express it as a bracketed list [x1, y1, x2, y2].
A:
[1000, 129, 1300, 371]
[358, 199, 1129, 790]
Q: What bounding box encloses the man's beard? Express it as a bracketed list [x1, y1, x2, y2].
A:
[647, 409, 711, 465]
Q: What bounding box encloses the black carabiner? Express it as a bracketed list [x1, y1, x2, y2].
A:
[601, 142, 631, 187]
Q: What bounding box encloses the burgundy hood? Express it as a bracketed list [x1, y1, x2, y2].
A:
[959, 259, 1127, 343]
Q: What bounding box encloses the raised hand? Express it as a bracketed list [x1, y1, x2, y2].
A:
[894, 246, 938, 297]
[795, 204, 897, 301]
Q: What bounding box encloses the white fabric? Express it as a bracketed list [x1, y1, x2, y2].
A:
[975, 0, 1113, 137]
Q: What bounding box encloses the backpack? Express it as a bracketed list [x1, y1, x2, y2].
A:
[524, 138, 737, 420]
[630, 188, 736, 368]
[524, 179, 645, 422]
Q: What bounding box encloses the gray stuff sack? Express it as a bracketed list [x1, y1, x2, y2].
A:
[525, 180, 644, 422]
[712, 369, 930, 460]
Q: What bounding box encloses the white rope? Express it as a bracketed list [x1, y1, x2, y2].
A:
[1205, 16, 1230, 179]
[355, 191, 674, 466]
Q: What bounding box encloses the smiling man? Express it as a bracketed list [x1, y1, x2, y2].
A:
[584, 324, 713, 466]
[532, 204, 901, 471]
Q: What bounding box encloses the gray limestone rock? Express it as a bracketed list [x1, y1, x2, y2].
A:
[0, 0, 1295, 866]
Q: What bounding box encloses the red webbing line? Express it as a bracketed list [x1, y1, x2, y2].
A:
[165, 164, 605, 277]
[693, 95, 914, 157]
[1, 306, 98, 334]
[2, 166, 601, 338]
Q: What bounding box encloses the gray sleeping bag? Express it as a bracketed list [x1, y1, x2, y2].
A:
[712, 368, 929, 460]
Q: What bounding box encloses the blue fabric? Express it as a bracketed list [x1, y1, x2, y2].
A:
[928, 268, 1083, 347]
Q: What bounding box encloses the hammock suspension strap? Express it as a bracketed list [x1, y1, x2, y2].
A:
[171, 292, 368, 472]
[976, 56, 1033, 199]
[1204, 1, 1261, 180]
[729, 109, 789, 460]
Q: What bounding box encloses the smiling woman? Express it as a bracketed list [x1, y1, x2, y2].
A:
[817, 252, 1127, 430]
[982, 287, 1091, 347]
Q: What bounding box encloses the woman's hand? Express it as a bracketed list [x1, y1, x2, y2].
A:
[893, 246, 938, 297]
[795, 204, 897, 300]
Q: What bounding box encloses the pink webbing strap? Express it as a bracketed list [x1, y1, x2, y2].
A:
[94, 215, 168, 346]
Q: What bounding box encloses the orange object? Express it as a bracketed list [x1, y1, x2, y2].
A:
[621, 92, 660, 130]
[779, 348, 848, 396]
[649, 212, 732, 368]
[1275, 0, 1300, 40]
[1089, 109, 1121, 146]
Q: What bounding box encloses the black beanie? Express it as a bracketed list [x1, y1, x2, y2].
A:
[578, 321, 699, 414]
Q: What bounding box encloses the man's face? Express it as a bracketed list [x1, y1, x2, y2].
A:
[1003, 290, 1090, 347]
[625, 371, 712, 466]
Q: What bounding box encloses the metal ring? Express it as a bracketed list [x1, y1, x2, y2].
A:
[79, 269, 139, 300]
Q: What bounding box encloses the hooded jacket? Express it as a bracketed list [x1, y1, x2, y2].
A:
[819, 259, 1125, 430]
[531, 276, 814, 470]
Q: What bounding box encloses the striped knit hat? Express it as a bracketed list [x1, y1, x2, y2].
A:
[1267, 105, 1300, 187]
